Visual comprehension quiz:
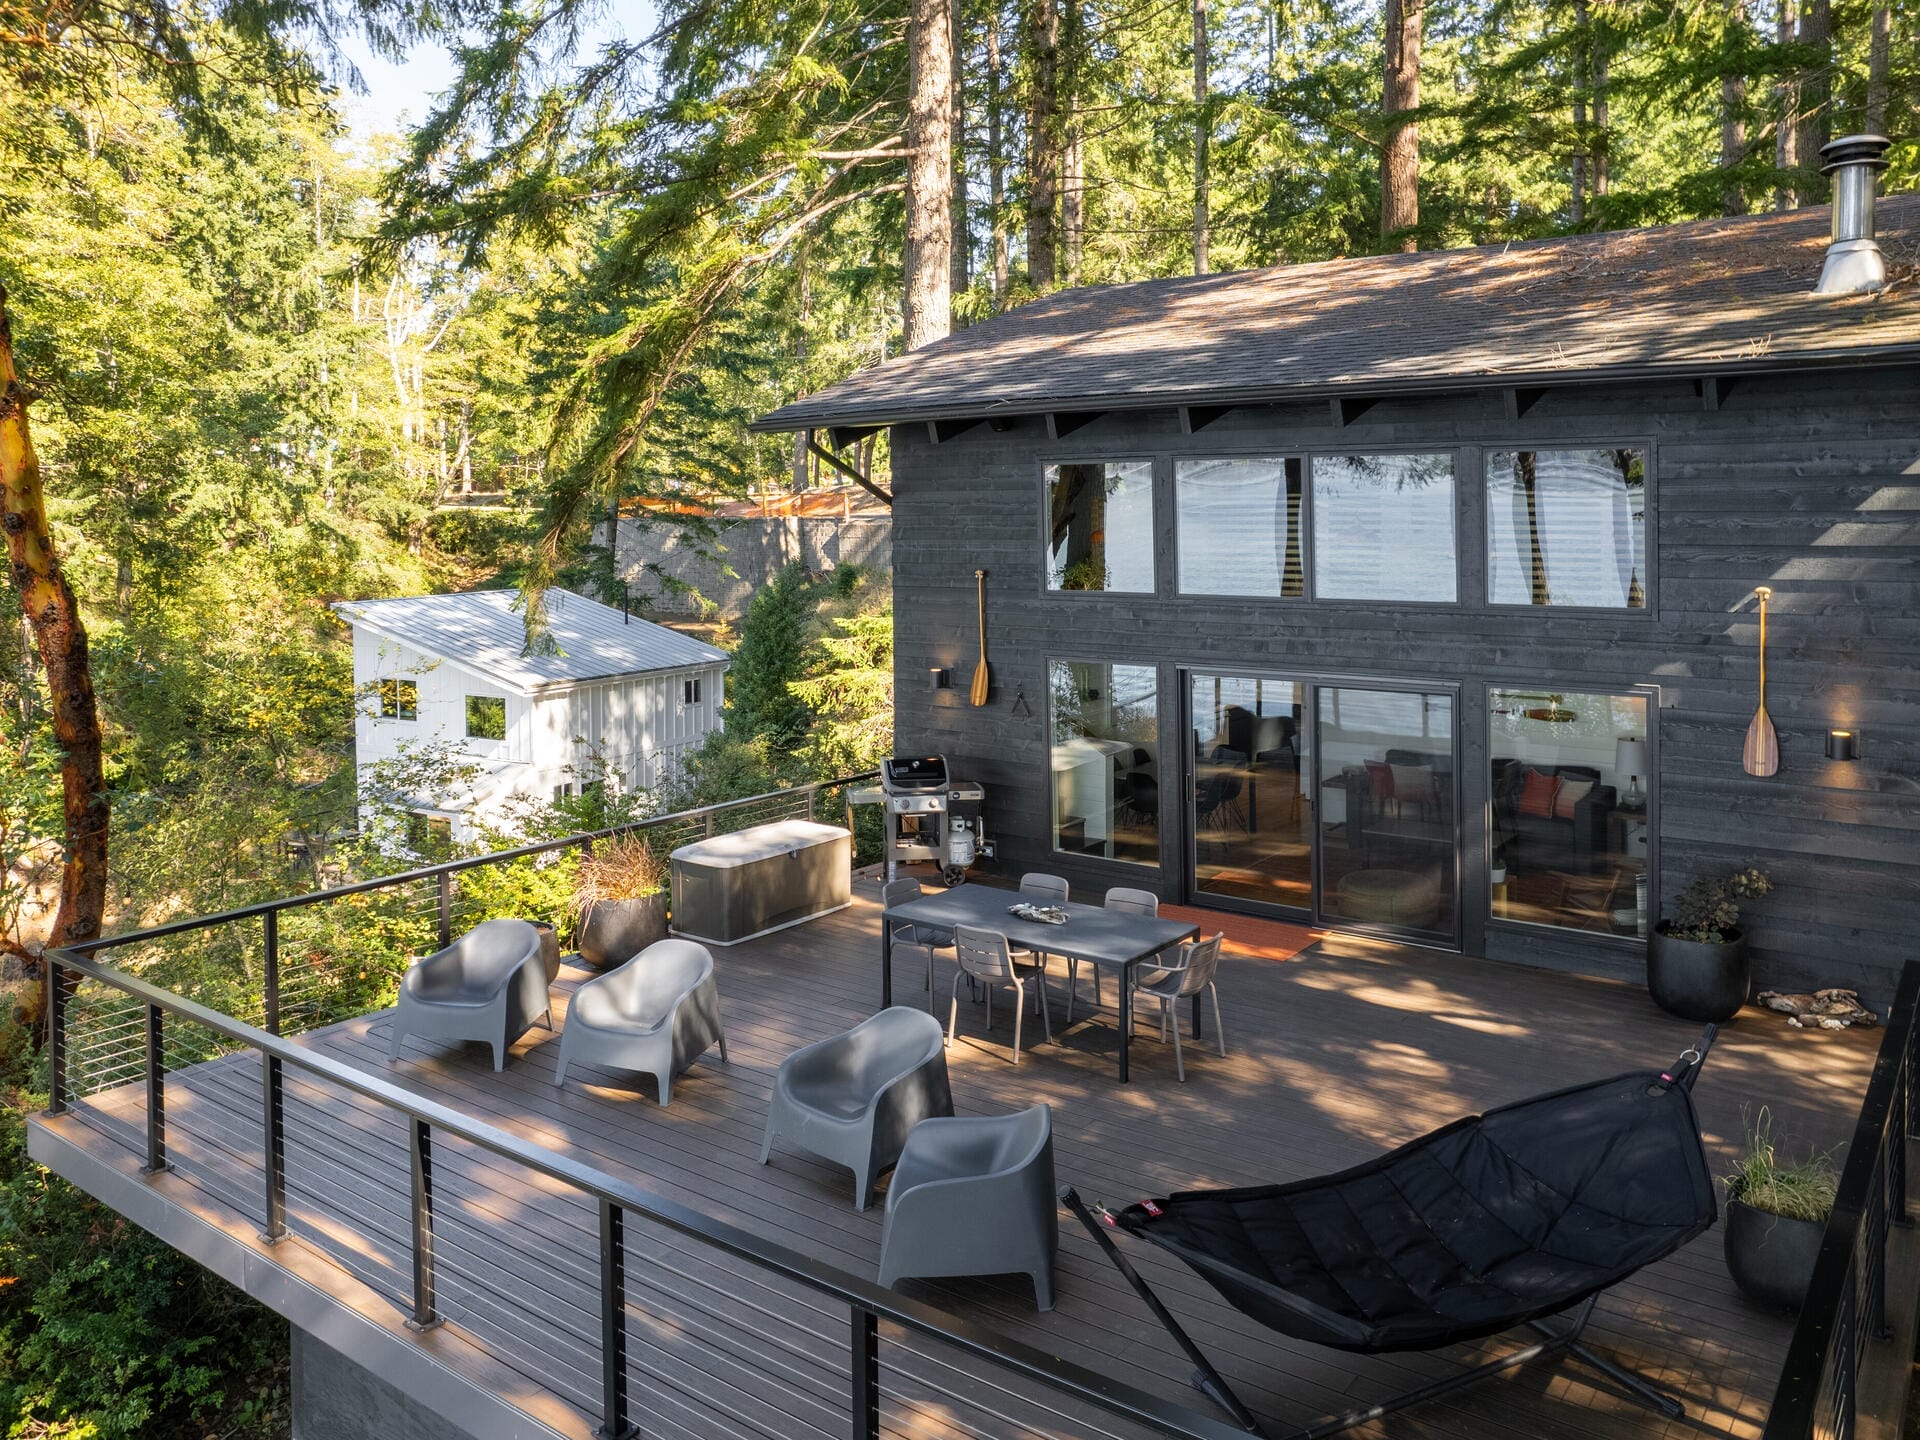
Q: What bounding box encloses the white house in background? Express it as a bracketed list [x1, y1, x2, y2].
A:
[331, 588, 729, 843]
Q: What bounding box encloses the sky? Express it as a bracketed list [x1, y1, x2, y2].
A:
[334, 35, 460, 142]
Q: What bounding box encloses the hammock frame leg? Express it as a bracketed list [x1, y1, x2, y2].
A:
[1069, 1189, 1688, 1440]
[1061, 1187, 1270, 1436]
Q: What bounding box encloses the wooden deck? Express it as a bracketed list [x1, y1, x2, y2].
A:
[36, 873, 1881, 1440]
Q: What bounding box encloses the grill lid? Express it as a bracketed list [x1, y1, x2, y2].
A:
[883, 756, 949, 791]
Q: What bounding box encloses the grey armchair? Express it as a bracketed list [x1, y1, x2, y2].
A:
[878, 1105, 1058, 1310]
[760, 1007, 953, 1209]
[388, 918, 551, 1071]
[553, 939, 727, 1104]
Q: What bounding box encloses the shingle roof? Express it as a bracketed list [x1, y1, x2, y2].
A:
[753, 199, 1920, 433]
[332, 589, 729, 693]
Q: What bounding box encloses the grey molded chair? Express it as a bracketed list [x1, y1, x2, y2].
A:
[878, 1104, 1058, 1310]
[760, 1007, 954, 1210]
[949, 925, 1051, 1064]
[388, 918, 550, 1071]
[1135, 932, 1228, 1083]
[553, 939, 727, 1104]
[881, 878, 952, 999]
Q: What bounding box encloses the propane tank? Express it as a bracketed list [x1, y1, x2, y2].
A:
[947, 820, 976, 870]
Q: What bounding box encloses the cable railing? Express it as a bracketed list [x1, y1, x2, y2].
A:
[1761, 958, 1920, 1440]
[41, 773, 1248, 1440]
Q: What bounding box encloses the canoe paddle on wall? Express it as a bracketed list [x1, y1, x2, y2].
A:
[1743, 585, 1780, 776]
[969, 569, 991, 706]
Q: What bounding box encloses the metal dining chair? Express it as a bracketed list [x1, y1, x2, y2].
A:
[881, 877, 951, 1000]
[948, 925, 1052, 1064]
[1063, 886, 1158, 1026]
[1133, 932, 1227, 1083]
[1014, 873, 1070, 1014]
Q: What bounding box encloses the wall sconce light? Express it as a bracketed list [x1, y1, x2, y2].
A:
[929, 667, 951, 693]
[1827, 728, 1857, 761]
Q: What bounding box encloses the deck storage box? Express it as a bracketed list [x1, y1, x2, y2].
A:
[670, 819, 853, 945]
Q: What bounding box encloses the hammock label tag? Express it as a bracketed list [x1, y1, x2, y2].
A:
[1141, 1199, 1163, 1217]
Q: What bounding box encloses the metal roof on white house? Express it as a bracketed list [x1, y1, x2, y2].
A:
[331, 588, 729, 694]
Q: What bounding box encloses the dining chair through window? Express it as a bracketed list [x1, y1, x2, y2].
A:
[949, 925, 1052, 1064]
[1134, 932, 1228, 1083]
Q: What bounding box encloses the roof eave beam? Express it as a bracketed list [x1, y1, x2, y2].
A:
[1499, 386, 1548, 421]
[1330, 397, 1380, 428]
[1694, 376, 1733, 411]
[926, 417, 985, 444]
[828, 424, 882, 451]
[1045, 411, 1105, 440]
[805, 430, 894, 507]
[1180, 405, 1235, 434]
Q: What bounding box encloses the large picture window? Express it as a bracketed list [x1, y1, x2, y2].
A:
[1175, 457, 1305, 597]
[1489, 689, 1650, 935]
[1309, 453, 1457, 602]
[1487, 448, 1647, 608]
[1049, 660, 1159, 865]
[1045, 461, 1155, 593]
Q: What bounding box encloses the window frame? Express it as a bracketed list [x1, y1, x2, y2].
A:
[1305, 448, 1463, 607]
[1172, 453, 1312, 601]
[1482, 442, 1656, 617]
[1481, 680, 1660, 947]
[1036, 455, 1160, 599]
[464, 694, 508, 743]
[377, 678, 418, 721]
[1043, 654, 1164, 870]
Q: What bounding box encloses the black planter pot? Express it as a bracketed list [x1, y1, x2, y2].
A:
[1647, 926, 1750, 1022]
[1723, 1195, 1826, 1312]
[578, 893, 668, 969]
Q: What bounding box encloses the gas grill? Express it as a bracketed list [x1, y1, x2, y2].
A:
[879, 755, 990, 885]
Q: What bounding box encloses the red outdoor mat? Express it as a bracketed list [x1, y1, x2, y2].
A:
[1157, 904, 1324, 962]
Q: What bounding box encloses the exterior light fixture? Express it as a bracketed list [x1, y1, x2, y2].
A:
[1827, 729, 1857, 761]
[930, 667, 951, 692]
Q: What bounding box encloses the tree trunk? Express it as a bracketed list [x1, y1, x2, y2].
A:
[1025, 0, 1062, 289]
[0, 286, 108, 951]
[1380, 0, 1422, 252]
[951, 0, 971, 301]
[1793, 0, 1830, 201]
[1774, 0, 1798, 207]
[1866, 4, 1890, 131]
[904, 0, 954, 349]
[1571, 0, 1589, 226]
[1591, 36, 1609, 197]
[1721, 72, 1748, 214]
[1062, 127, 1084, 284]
[987, 7, 1009, 301]
[1193, 0, 1210, 274]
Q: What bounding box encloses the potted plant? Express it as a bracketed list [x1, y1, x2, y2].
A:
[1722, 1108, 1837, 1312]
[1647, 865, 1772, 1021]
[574, 833, 669, 969]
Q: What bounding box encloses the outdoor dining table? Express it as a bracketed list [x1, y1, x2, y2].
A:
[878, 883, 1200, 1083]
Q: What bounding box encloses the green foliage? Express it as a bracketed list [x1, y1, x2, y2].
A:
[726, 563, 818, 747]
[1724, 1106, 1839, 1223]
[1663, 865, 1773, 943]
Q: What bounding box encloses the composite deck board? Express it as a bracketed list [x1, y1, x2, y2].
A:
[56, 873, 1879, 1440]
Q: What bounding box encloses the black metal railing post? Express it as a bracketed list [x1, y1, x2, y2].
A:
[143, 1003, 167, 1173]
[261, 1052, 286, 1243]
[598, 1199, 635, 1439]
[46, 959, 67, 1115]
[262, 908, 281, 1037]
[850, 1305, 880, 1440]
[408, 1118, 441, 1330]
[436, 872, 452, 949]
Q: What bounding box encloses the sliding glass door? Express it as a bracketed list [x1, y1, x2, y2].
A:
[1186, 671, 1458, 944]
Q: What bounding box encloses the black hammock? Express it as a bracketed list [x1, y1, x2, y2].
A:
[1064, 1026, 1718, 1439]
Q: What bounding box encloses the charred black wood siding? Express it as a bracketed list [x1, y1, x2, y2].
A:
[888, 365, 1920, 1004]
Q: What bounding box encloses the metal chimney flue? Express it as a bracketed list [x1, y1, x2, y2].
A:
[1815, 134, 1891, 296]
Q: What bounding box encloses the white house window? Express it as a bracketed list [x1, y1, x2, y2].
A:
[379, 679, 418, 720]
[684, 677, 702, 704]
[466, 695, 507, 741]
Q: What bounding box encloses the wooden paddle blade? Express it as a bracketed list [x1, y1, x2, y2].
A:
[969, 659, 990, 706]
[1744, 706, 1780, 776]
